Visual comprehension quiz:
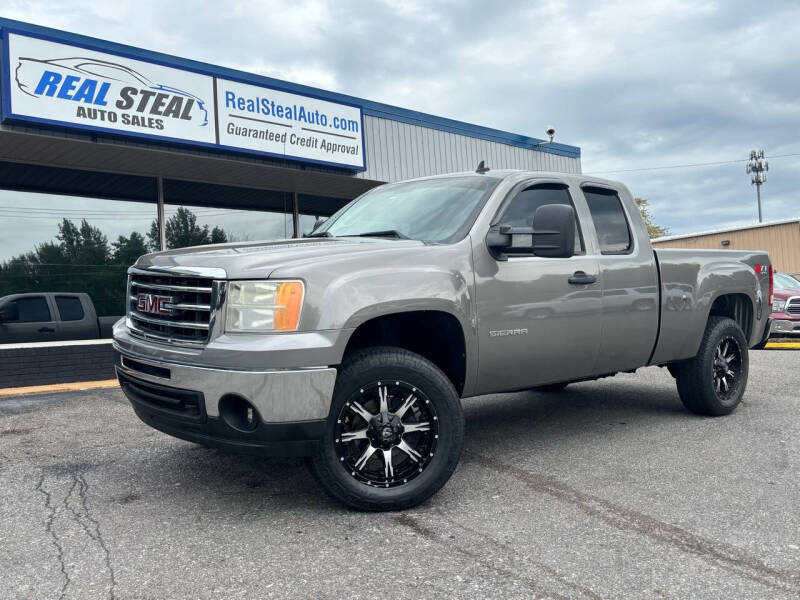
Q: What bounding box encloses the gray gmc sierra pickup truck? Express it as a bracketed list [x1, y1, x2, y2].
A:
[113, 169, 772, 510]
[0, 292, 120, 343]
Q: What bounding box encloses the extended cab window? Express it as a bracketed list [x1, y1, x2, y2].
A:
[583, 188, 632, 254]
[8, 297, 51, 323]
[56, 296, 85, 321]
[499, 184, 583, 253]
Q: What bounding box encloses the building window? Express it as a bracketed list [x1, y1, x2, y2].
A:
[160, 203, 294, 248]
[0, 185, 354, 324]
[0, 189, 156, 318]
[298, 194, 352, 237]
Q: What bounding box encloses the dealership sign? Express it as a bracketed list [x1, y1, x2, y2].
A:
[217, 79, 364, 169]
[1, 31, 365, 170]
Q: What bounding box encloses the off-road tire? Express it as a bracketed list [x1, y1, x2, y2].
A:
[674, 316, 749, 416]
[309, 346, 465, 511]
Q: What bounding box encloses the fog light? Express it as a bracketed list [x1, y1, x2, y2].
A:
[219, 395, 259, 432]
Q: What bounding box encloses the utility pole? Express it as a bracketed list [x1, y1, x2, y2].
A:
[746, 150, 769, 223]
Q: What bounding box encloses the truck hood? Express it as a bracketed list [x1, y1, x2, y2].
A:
[135, 237, 429, 279]
[773, 287, 800, 301]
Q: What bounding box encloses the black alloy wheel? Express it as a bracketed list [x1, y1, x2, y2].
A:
[712, 337, 742, 403]
[334, 380, 438, 488]
[309, 347, 464, 511]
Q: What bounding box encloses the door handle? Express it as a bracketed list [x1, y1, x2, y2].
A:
[568, 271, 597, 285]
[37, 327, 55, 333]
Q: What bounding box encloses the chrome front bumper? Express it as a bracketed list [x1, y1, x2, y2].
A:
[771, 318, 800, 335]
[114, 344, 337, 423]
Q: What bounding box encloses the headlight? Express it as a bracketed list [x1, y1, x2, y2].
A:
[772, 299, 786, 312]
[225, 280, 304, 332]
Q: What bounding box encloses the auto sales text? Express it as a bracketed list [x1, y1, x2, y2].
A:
[34, 70, 199, 131]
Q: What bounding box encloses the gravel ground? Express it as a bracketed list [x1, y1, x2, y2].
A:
[1, 350, 798, 599]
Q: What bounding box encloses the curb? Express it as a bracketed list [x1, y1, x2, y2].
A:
[0, 379, 119, 398]
[765, 342, 800, 350]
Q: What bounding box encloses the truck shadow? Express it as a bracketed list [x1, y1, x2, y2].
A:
[142, 378, 687, 512]
[463, 378, 687, 444]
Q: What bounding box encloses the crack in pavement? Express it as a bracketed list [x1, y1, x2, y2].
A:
[35, 468, 117, 600]
[464, 450, 800, 596]
[431, 508, 605, 600]
[35, 474, 70, 600]
[394, 512, 581, 599]
[62, 473, 118, 600]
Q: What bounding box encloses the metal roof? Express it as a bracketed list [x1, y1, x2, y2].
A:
[0, 17, 580, 159]
[652, 216, 800, 243]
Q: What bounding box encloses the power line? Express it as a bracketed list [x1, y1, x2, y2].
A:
[0, 208, 281, 220]
[1, 263, 125, 267]
[0, 206, 257, 215]
[586, 152, 800, 175]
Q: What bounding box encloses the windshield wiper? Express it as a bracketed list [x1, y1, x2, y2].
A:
[343, 230, 410, 240]
[304, 231, 333, 238]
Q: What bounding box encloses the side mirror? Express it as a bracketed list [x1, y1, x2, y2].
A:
[486, 225, 535, 254]
[531, 203, 575, 258]
[487, 203, 576, 259]
[0, 303, 19, 323]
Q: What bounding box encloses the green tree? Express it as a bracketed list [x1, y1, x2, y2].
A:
[147, 219, 161, 252]
[56, 218, 109, 265]
[210, 226, 228, 244]
[167, 207, 210, 248]
[56, 219, 82, 261]
[147, 207, 229, 250]
[112, 231, 149, 266]
[635, 198, 670, 239]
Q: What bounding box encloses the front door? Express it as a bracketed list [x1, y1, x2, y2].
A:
[0, 295, 59, 344]
[473, 182, 603, 394]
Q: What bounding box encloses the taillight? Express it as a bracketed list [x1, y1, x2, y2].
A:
[768, 264, 774, 305]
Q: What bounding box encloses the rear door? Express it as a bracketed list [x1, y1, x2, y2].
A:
[0, 295, 59, 343]
[473, 179, 603, 393]
[53, 294, 95, 341]
[579, 185, 659, 373]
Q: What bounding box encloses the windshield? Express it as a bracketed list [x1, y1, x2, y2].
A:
[315, 176, 499, 242]
[774, 273, 800, 290]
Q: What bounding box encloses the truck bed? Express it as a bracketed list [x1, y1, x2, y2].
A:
[650, 248, 771, 365]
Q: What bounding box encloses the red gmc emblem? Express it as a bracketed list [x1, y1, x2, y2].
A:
[136, 293, 174, 316]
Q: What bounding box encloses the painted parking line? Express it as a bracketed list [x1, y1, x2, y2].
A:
[765, 342, 800, 349]
[0, 379, 119, 398]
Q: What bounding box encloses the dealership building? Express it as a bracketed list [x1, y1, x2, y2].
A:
[0, 18, 581, 384]
[0, 18, 581, 289]
[653, 217, 800, 275]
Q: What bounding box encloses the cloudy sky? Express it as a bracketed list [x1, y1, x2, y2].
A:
[3, 0, 800, 237]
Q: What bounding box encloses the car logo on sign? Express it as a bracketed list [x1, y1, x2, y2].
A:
[136, 293, 174, 316]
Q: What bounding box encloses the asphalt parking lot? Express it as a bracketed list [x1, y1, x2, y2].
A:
[1, 350, 798, 600]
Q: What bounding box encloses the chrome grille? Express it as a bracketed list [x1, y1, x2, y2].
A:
[787, 297, 800, 315]
[128, 270, 216, 346]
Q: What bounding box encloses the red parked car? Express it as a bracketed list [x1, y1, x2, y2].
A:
[769, 272, 800, 337]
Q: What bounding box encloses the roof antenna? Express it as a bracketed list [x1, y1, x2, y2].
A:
[476, 160, 490, 174]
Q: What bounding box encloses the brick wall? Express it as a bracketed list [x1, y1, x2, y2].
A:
[0, 340, 115, 388]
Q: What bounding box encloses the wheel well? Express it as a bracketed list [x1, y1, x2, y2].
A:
[709, 294, 753, 340]
[342, 311, 467, 395]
